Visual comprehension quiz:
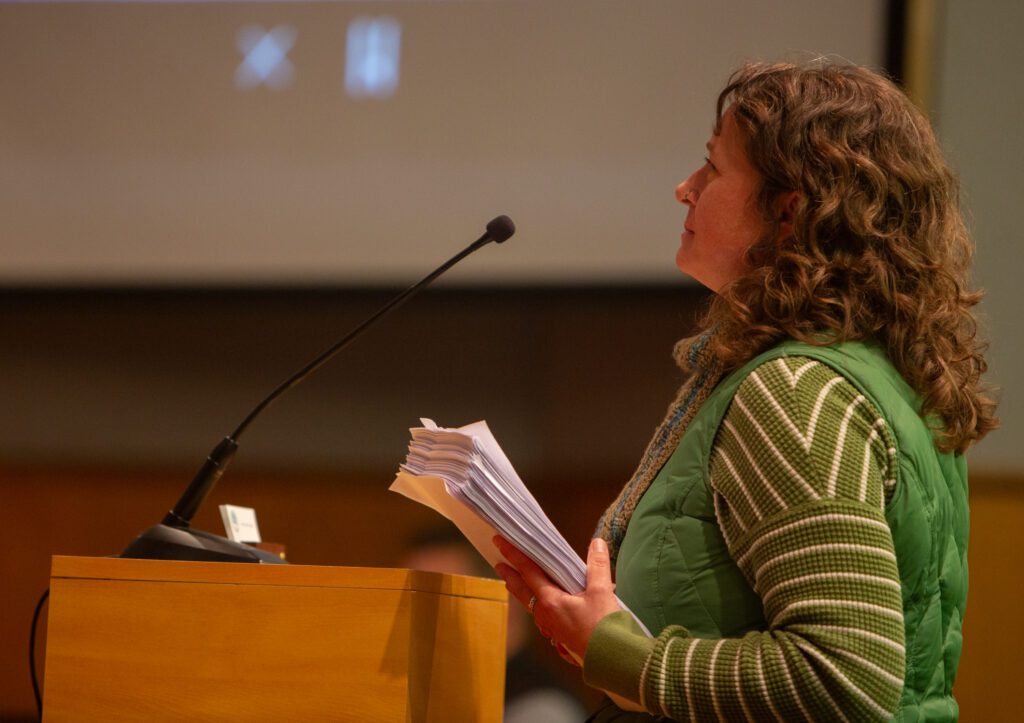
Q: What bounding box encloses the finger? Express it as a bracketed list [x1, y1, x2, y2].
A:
[493, 536, 542, 574]
[493, 536, 560, 597]
[586, 537, 615, 595]
[493, 562, 534, 609]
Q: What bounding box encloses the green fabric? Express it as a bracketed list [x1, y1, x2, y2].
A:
[584, 610, 655, 703]
[779, 342, 967, 721]
[610, 344, 773, 641]
[585, 340, 967, 721]
[595, 330, 724, 564]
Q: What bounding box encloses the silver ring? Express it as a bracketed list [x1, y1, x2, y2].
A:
[527, 595, 537, 614]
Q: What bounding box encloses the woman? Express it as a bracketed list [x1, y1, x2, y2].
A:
[494, 61, 997, 721]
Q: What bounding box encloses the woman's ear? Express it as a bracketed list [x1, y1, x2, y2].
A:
[775, 191, 801, 242]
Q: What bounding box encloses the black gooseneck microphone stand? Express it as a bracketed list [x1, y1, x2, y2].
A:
[120, 215, 516, 563]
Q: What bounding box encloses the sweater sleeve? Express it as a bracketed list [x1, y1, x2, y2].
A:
[583, 357, 905, 721]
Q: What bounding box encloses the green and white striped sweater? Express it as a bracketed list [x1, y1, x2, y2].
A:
[585, 356, 905, 721]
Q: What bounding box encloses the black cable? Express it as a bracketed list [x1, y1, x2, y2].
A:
[30, 588, 49, 721]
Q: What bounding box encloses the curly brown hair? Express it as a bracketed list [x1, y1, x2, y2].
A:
[684, 61, 997, 453]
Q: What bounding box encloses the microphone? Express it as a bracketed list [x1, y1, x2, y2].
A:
[121, 215, 516, 563]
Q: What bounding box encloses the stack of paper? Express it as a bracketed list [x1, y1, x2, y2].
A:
[392, 416, 653, 715]
[390, 418, 587, 594]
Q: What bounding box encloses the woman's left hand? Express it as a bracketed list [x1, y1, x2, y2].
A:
[493, 535, 621, 665]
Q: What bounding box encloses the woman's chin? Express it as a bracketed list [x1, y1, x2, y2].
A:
[675, 239, 699, 279]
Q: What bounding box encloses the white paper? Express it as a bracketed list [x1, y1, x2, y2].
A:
[390, 471, 505, 569]
[219, 504, 261, 543]
[390, 418, 651, 640]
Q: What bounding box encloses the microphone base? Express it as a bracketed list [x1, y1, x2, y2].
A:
[121, 524, 287, 564]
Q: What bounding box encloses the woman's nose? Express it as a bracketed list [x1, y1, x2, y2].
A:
[676, 178, 699, 206]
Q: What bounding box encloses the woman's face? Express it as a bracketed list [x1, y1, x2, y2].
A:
[675, 109, 769, 292]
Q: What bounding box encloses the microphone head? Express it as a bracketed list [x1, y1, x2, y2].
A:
[485, 215, 516, 243]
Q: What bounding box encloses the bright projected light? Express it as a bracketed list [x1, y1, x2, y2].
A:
[235, 25, 298, 90]
[345, 16, 401, 99]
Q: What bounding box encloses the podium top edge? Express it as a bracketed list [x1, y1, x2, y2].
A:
[50, 555, 508, 602]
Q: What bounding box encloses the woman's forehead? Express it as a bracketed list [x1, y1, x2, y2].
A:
[711, 111, 744, 157]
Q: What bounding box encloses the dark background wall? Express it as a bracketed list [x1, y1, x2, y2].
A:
[2, 286, 708, 476]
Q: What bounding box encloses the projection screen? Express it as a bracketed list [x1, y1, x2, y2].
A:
[0, 0, 886, 286]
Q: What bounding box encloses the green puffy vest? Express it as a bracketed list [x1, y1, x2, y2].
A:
[614, 340, 968, 721]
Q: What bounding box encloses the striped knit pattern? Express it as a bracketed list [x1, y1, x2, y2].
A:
[639, 357, 905, 722]
[595, 331, 723, 563]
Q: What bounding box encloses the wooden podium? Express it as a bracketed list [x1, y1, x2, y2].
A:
[43, 556, 508, 722]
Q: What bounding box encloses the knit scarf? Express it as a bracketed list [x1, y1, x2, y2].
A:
[594, 329, 724, 564]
